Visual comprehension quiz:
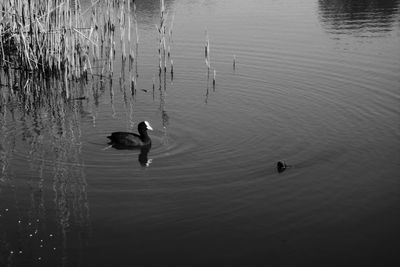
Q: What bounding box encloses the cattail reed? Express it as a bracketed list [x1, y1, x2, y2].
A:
[205, 30, 210, 69]
[164, 55, 167, 73]
[213, 69, 216, 87]
[167, 14, 174, 74]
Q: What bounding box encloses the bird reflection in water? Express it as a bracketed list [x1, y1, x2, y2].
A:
[108, 143, 153, 167]
[138, 145, 152, 167]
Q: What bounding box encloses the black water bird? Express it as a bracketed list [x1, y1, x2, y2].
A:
[107, 121, 153, 147]
[277, 160, 288, 173]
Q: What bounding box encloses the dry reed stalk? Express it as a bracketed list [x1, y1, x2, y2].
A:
[213, 69, 216, 88]
[0, 0, 143, 98]
[205, 30, 210, 69]
[0, 26, 5, 65]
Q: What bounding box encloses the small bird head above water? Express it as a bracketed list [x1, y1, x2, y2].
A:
[138, 121, 153, 133]
[277, 160, 288, 173]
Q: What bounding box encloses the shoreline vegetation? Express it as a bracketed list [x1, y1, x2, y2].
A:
[0, 0, 174, 100]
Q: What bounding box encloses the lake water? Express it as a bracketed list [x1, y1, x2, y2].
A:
[1, 0, 399, 266]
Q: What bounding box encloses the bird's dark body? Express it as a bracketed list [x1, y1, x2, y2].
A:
[107, 132, 151, 147]
[107, 121, 153, 148]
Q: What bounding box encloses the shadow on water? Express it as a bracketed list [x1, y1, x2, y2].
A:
[0, 72, 92, 266]
[318, 0, 400, 35]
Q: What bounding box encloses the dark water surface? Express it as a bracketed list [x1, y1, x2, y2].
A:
[1, 0, 399, 266]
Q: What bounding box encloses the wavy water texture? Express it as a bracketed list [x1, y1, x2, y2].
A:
[1, 0, 399, 266]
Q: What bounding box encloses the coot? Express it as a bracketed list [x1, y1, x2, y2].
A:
[277, 160, 288, 173]
[107, 121, 153, 147]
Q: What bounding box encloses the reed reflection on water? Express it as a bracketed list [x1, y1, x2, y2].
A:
[0, 0, 399, 266]
[0, 72, 91, 266]
[318, 0, 400, 36]
[0, 30, 172, 261]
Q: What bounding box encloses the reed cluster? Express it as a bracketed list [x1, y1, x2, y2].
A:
[0, 0, 139, 98]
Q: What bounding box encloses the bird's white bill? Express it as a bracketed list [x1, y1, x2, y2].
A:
[145, 121, 153, 130]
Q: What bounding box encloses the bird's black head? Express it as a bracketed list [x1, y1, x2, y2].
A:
[277, 160, 287, 173]
[138, 121, 153, 134]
